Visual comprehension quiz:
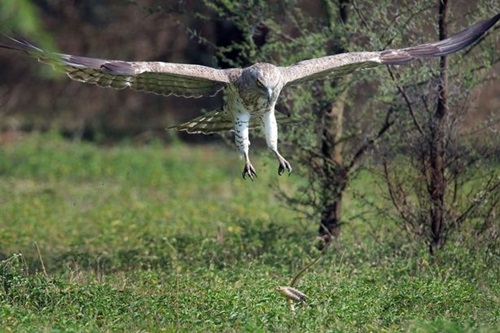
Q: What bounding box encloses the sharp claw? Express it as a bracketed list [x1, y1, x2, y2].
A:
[278, 159, 292, 176]
[242, 163, 257, 181]
[278, 164, 285, 176]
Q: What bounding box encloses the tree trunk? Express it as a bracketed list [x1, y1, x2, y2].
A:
[428, 0, 449, 254]
[316, 0, 350, 247]
[318, 86, 349, 244]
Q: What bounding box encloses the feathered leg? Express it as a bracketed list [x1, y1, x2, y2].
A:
[262, 111, 292, 176]
[234, 111, 256, 180]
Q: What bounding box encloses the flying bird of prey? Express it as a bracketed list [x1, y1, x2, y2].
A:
[1, 14, 499, 180]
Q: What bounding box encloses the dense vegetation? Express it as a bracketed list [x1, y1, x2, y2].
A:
[0, 135, 498, 331]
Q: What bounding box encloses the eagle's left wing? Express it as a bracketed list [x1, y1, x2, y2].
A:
[280, 13, 500, 86]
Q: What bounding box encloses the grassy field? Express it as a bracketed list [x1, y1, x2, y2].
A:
[0, 133, 498, 332]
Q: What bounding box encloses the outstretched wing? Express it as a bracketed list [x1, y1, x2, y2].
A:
[1, 37, 237, 98]
[280, 13, 500, 85]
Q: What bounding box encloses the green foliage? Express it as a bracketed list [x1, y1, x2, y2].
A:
[0, 134, 498, 331]
[0, 0, 54, 47]
[0, 0, 41, 33]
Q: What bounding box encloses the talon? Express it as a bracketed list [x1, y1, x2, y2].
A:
[278, 159, 292, 176]
[242, 163, 257, 181]
[278, 164, 285, 176]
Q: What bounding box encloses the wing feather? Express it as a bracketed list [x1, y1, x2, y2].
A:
[170, 109, 234, 134]
[281, 13, 500, 85]
[1, 37, 235, 98]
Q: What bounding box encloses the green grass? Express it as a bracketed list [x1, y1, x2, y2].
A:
[0, 133, 498, 332]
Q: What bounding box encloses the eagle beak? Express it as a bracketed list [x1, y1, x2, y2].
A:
[266, 88, 273, 104]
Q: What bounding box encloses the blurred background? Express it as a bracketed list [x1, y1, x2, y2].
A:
[0, 0, 235, 143]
